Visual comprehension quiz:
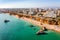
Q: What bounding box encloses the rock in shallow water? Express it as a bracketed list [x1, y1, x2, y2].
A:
[43, 27, 48, 31]
[30, 25, 34, 27]
[4, 20, 10, 23]
[36, 30, 47, 35]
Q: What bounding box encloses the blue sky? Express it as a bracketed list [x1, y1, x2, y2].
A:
[0, 0, 60, 8]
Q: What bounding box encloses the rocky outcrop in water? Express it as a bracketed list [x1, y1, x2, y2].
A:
[4, 20, 10, 23]
[43, 27, 48, 31]
[30, 25, 34, 27]
[36, 30, 47, 35]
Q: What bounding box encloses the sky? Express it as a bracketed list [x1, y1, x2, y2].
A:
[0, 0, 60, 8]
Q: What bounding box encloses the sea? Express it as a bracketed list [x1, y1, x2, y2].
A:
[0, 13, 60, 40]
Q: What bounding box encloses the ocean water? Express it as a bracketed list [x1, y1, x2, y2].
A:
[0, 13, 60, 40]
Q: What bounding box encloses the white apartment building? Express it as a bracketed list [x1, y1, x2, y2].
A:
[43, 11, 56, 18]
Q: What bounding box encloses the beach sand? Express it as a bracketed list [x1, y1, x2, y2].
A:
[20, 17, 60, 32]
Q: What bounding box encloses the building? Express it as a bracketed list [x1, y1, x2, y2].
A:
[43, 11, 56, 18]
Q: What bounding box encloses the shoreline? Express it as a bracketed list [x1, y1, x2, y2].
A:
[2, 13, 60, 33]
[20, 17, 60, 32]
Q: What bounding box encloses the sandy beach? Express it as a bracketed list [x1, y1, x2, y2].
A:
[20, 17, 60, 32]
[7, 12, 60, 32]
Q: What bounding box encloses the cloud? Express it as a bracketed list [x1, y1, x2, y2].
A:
[0, 2, 38, 8]
[0, 0, 60, 8]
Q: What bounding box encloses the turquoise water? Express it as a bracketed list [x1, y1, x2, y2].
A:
[0, 13, 60, 40]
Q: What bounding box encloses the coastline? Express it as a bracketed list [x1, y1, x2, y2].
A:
[20, 17, 60, 32]
[3, 13, 60, 33]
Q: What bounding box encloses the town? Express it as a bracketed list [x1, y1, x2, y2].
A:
[0, 8, 60, 26]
